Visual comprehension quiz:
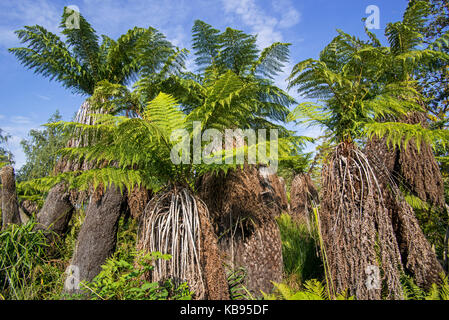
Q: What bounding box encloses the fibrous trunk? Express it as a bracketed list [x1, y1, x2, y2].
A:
[259, 166, 289, 214]
[368, 112, 445, 207]
[197, 165, 283, 297]
[320, 144, 403, 299]
[290, 172, 319, 225]
[366, 134, 445, 289]
[1, 166, 21, 230]
[137, 187, 229, 300]
[64, 184, 126, 295]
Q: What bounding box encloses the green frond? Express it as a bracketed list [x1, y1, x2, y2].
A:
[61, 7, 101, 85]
[192, 20, 221, 72]
[287, 102, 331, 127]
[217, 27, 259, 76]
[251, 42, 291, 79]
[365, 122, 449, 151]
[9, 25, 90, 95]
[143, 93, 186, 137]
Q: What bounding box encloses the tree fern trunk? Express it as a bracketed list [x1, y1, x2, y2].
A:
[197, 165, 284, 298]
[366, 136, 445, 289]
[0, 166, 21, 230]
[444, 206, 449, 273]
[65, 184, 126, 295]
[34, 183, 74, 243]
[290, 173, 319, 225]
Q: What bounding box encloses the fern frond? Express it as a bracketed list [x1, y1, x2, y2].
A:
[251, 42, 291, 79]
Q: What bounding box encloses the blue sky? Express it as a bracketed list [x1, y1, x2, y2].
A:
[0, 0, 410, 168]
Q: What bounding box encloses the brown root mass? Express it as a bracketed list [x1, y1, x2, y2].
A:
[137, 187, 229, 300]
[320, 144, 403, 300]
[259, 167, 289, 214]
[290, 173, 319, 224]
[196, 165, 283, 297]
[197, 199, 231, 300]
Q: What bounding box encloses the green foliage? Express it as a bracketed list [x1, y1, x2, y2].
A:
[0, 128, 13, 165]
[82, 250, 192, 300]
[288, 1, 449, 146]
[9, 7, 174, 96]
[365, 121, 449, 151]
[263, 279, 353, 300]
[22, 89, 299, 195]
[0, 221, 62, 300]
[402, 274, 449, 300]
[277, 214, 323, 283]
[17, 110, 68, 182]
[177, 20, 294, 124]
[226, 267, 255, 300]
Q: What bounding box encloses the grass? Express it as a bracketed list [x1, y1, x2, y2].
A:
[0, 221, 64, 299]
[276, 213, 323, 284]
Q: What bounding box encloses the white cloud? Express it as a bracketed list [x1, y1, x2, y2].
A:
[78, 0, 191, 46]
[0, 28, 18, 48]
[36, 94, 51, 101]
[2, 122, 40, 169]
[272, 0, 301, 29]
[222, 0, 301, 49]
[0, 0, 61, 48]
[0, 114, 5, 120]
[11, 116, 32, 125]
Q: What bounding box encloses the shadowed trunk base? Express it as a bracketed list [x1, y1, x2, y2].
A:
[64, 185, 126, 295]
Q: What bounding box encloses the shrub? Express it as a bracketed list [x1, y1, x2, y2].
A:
[79, 250, 192, 300]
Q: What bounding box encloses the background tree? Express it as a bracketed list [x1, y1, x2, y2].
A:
[0, 129, 13, 166]
[17, 110, 68, 182]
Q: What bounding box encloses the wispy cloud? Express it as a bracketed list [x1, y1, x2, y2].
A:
[78, 0, 192, 49]
[11, 116, 32, 125]
[222, 0, 301, 49]
[272, 0, 302, 29]
[36, 94, 51, 101]
[0, 0, 61, 48]
[2, 121, 40, 169]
